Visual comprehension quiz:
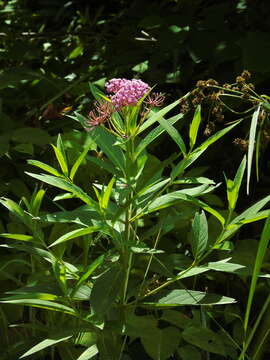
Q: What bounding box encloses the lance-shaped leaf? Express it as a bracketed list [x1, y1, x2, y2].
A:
[247, 106, 260, 194]
[76, 345, 99, 360]
[144, 289, 236, 306]
[25, 172, 98, 209]
[189, 105, 201, 151]
[0, 298, 76, 315]
[191, 211, 208, 259]
[138, 99, 180, 134]
[136, 191, 225, 226]
[89, 126, 125, 173]
[135, 113, 183, 159]
[27, 159, 62, 177]
[49, 226, 101, 247]
[70, 145, 91, 181]
[226, 156, 246, 212]
[90, 264, 123, 315]
[20, 335, 73, 359]
[157, 116, 186, 156]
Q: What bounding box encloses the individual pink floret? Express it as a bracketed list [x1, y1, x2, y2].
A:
[105, 78, 128, 93]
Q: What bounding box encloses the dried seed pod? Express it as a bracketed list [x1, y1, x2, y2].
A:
[233, 138, 249, 152]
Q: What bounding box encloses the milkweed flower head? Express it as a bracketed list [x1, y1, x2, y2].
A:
[105, 78, 151, 109]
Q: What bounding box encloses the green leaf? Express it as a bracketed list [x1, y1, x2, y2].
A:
[220, 195, 270, 242]
[27, 160, 62, 177]
[100, 176, 115, 211]
[244, 212, 270, 331]
[191, 211, 208, 259]
[89, 82, 106, 101]
[31, 188, 46, 216]
[0, 233, 34, 242]
[141, 327, 180, 360]
[135, 114, 183, 158]
[207, 258, 245, 273]
[52, 144, 69, 176]
[53, 193, 75, 201]
[182, 326, 225, 355]
[138, 191, 225, 226]
[14, 143, 34, 155]
[20, 335, 73, 359]
[0, 197, 33, 229]
[123, 310, 158, 337]
[2, 293, 58, 301]
[90, 265, 123, 315]
[138, 99, 180, 134]
[49, 226, 101, 247]
[132, 60, 149, 73]
[74, 255, 105, 291]
[89, 126, 125, 173]
[68, 44, 84, 59]
[189, 105, 201, 151]
[157, 116, 186, 155]
[247, 106, 260, 194]
[76, 345, 99, 360]
[70, 145, 90, 181]
[176, 267, 209, 279]
[173, 177, 215, 185]
[226, 156, 246, 212]
[145, 289, 236, 306]
[88, 155, 120, 176]
[178, 345, 202, 360]
[41, 205, 102, 227]
[0, 299, 76, 315]
[25, 172, 98, 208]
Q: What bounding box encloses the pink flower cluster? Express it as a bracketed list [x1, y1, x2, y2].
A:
[105, 78, 150, 109]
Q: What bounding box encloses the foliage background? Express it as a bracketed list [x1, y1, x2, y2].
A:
[2, 0, 270, 204]
[1, 0, 270, 359]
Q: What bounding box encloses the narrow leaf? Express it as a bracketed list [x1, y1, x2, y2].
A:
[101, 176, 115, 211]
[27, 160, 62, 177]
[90, 265, 123, 314]
[145, 289, 236, 306]
[75, 255, 105, 290]
[247, 106, 260, 194]
[25, 172, 98, 208]
[77, 345, 99, 360]
[0, 299, 76, 315]
[0, 233, 34, 242]
[135, 114, 183, 158]
[89, 126, 125, 173]
[138, 99, 180, 134]
[52, 144, 68, 176]
[191, 211, 208, 259]
[226, 156, 246, 211]
[49, 226, 101, 247]
[70, 145, 90, 181]
[189, 105, 201, 151]
[244, 213, 270, 331]
[157, 116, 186, 155]
[31, 188, 46, 216]
[20, 335, 72, 358]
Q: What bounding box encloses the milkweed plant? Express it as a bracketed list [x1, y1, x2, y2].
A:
[1, 77, 270, 360]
